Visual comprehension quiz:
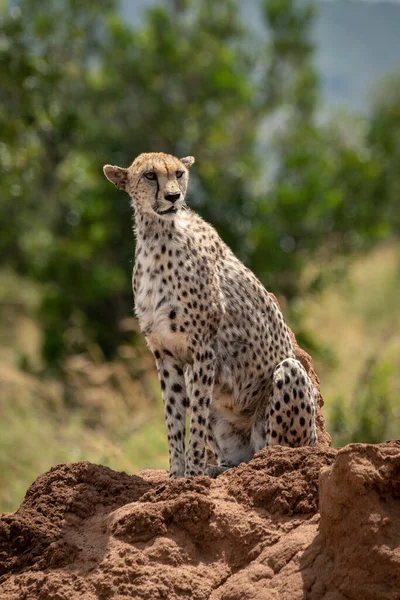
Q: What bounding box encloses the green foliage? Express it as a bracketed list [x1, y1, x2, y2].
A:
[368, 74, 400, 234]
[0, 0, 133, 362]
[330, 357, 398, 447]
[253, 121, 385, 297]
[2, 0, 398, 363]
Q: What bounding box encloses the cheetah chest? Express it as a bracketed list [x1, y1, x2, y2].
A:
[133, 262, 188, 357]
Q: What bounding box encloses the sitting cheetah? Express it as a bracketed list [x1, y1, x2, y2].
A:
[103, 152, 317, 478]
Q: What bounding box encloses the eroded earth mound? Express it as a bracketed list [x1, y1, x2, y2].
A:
[0, 441, 399, 600]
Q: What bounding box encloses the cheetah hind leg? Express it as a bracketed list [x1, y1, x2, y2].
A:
[204, 464, 231, 478]
[204, 406, 253, 478]
[267, 358, 318, 447]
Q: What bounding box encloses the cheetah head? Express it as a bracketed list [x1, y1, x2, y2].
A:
[103, 152, 195, 219]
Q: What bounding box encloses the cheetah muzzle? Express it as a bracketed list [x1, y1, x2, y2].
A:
[104, 151, 318, 478]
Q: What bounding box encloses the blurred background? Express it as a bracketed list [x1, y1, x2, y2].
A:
[1, 0, 399, 513]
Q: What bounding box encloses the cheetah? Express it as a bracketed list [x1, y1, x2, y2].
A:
[103, 152, 318, 478]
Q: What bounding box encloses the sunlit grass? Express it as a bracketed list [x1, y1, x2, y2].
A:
[302, 242, 400, 446]
[0, 269, 168, 513]
[0, 364, 167, 513]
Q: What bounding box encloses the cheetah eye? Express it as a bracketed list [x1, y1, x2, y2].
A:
[176, 171, 184, 179]
[144, 172, 157, 181]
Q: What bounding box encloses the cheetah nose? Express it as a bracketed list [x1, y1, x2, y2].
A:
[164, 192, 181, 203]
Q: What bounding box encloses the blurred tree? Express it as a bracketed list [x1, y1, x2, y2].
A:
[0, 0, 398, 366]
[1, 0, 263, 363]
[0, 0, 125, 362]
[368, 73, 400, 235]
[0, 0, 116, 266]
[248, 1, 389, 302]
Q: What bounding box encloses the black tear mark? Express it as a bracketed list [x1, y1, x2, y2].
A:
[154, 165, 159, 203]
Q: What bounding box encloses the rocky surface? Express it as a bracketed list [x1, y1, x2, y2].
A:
[0, 441, 399, 599]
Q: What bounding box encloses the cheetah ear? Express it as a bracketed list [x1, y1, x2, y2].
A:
[103, 165, 129, 191]
[180, 156, 195, 169]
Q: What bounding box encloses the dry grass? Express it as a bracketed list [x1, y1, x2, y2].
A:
[0, 272, 168, 513]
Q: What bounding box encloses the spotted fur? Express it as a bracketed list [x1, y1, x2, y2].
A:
[103, 152, 317, 478]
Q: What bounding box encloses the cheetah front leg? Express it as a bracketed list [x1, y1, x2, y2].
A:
[184, 347, 215, 477]
[153, 350, 188, 478]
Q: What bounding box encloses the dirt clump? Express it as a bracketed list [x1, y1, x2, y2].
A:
[318, 441, 400, 600]
[0, 441, 399, 599]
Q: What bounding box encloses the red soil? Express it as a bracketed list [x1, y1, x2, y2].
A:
[1, 441, 399, 599]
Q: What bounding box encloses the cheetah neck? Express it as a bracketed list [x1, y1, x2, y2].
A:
[131, 205, 192, 358]
[133, 205, 178, 248]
